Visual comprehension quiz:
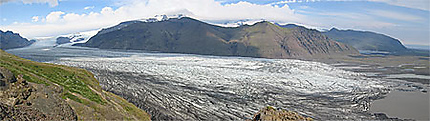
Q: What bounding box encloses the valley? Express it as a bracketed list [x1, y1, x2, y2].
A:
[6, 40, 429, 120]
[2, 1, 429, 120]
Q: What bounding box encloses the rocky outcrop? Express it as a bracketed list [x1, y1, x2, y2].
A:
[0, 30, 34, 50]
[56, 37, 72, 45]
[0, 50, 151, 120]
[56, 35, 87, 45]
[250, 106, 313, 121]
[75, 17, 357, 59]
[0, 67, 77, 120]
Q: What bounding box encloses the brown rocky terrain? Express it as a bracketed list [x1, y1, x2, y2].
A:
[0, 67, 77, 120]
[75, 17, 357, 59]
[250, 106, 313, 121]
[0, 50, 151, 120]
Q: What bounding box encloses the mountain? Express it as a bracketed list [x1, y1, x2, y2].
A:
[0, 50, 150, 120]
[0, 30, 35, 50]
[55, 30, 98, 45]
[75, 17, 357, 58]
[276, 23, 305, 29]
[56, 37, 72, 45]
[209, 19, 266, 27]
[322, 28, 408, 52]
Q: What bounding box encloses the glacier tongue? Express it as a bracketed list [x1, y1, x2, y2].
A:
[53, 54, 392, 120]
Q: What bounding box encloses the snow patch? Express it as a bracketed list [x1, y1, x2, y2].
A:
[138, 14, 186, 23]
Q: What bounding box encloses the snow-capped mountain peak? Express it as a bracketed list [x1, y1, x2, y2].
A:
[55, 30, 99, 45]
[139, 14, 186, 23]
[211, 19, 267, 27]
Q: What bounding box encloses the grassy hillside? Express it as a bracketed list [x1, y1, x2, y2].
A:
[0, 49, 150, 120]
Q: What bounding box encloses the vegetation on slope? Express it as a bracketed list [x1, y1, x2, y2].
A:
[0, 49, 150, 120]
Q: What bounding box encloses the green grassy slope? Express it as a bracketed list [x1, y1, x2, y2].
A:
[0, 49, 150, 120]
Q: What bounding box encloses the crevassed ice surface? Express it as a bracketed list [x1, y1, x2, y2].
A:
[52, 53, 391, 120]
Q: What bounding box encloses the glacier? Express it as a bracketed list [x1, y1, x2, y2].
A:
[7, 40, 416, 120]
[51, 53, 397, 120]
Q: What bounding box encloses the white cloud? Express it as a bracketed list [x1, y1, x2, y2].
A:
[0, 0, 425, 41]
[84, 6, 94, 10]
[369, 0, 429, 11]
[31, 16, 39, 22]
[1, 0, 307, 38]
[100, 7, 114, 15]
[273, 0, 430, 11]
[370, 9, 424, 21]
[0, 0, 59, 7]
[0, 0, 15, 4]
[45, 11, 64, 23]
[309, 12, 397, 29]
[271, 0, 318, 5]
[299, 6, 310, 9]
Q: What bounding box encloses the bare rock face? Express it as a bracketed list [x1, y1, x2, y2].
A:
[0, 67, 17, 88]
[251, 106, 313, 121]
[0, 67, 77, 120]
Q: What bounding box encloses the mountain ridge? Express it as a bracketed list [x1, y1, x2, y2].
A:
[0, 30, 35, 50]
[75, 17, 358, 58]
[322, 27, 408, 52]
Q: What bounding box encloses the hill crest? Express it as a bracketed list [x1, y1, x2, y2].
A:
[75, 17, 358, 58]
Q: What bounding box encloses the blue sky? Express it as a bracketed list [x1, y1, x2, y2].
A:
[0, 0, 429, 45]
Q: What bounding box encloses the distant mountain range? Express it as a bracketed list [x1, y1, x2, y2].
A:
[277, 24, 409, 53]
[74, 17, 357, 59]
[279, 24, 429, 56]
[3, 16, 423, 57]
[0, 30, 35, 50]
[56, 34, 87, 45]
[405, 44, 430, 50]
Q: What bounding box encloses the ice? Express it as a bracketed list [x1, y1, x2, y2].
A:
[6, 43, 419, 120]
[386, 74, 430, 80]
[52, 53, 393, 120]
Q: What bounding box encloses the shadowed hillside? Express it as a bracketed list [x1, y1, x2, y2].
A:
[75, 17, 357, 58]
[322, 28, 407, 52]
[0, 30, 35, 50]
